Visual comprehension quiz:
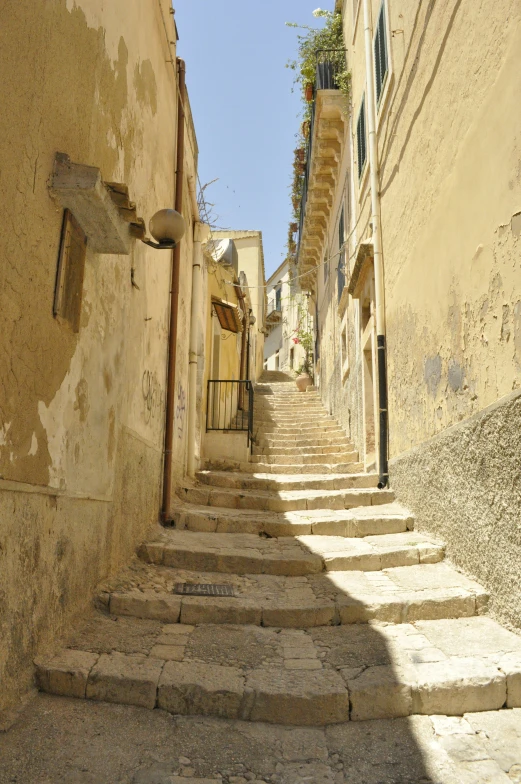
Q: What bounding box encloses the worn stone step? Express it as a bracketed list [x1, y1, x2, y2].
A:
[36, 617, 521, 723]
[195, 471, 378, 493]
[249, 453, 359, 466]
[255, 434, 352, 447]
[252, 445, 358, 459]
[138, 528, 444, 576]
[170, 501, 414, 537]
[256, 423, 342, 434]
[104, 558, 488, 628]
[253, 414, 336, 425]
[177, 484, 394, 513]
[240, 460, 364, 474]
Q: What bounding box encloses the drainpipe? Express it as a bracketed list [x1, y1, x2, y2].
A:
[362, 0, 389, 488]
[162, 57, 186, 522]
[186, 221, 206, 477]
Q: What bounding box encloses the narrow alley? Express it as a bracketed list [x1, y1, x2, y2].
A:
[1, 1, 521, 782]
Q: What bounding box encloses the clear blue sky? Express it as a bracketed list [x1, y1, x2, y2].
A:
[174, 1, 329, 279]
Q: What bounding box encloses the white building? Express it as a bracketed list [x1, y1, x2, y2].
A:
[264, 258, 311, 374]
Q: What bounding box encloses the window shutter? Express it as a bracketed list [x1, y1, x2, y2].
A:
[357, 96, 367, 180]
[374, 2, 389, 105]
[337, 207, 346, 302]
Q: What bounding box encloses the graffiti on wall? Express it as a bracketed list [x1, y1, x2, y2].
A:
[175, 382, 186, 438]
[142, 370, 164, 424]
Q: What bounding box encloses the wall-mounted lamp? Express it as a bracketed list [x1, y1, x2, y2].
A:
[142, 208, 186, 250]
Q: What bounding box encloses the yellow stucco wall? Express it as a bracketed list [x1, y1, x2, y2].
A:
[345, 0, 521, 457]
[0, 0, 197, 711]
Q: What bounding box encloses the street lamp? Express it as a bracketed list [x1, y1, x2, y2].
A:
[142, 208, 186, 250]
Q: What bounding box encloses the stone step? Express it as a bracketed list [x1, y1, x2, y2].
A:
[252, 445, 358, 458]
[36, 617, 521, 723]
[256, 423, 342, 434]
[138, 528, 444, 576]
[255, 434, 352, 447]
[249, 453, 360, 466]
[104, 559, 488, 628]
[242, 460, 364, 474]
[176, 485, 394, 513]
[170, 501, 414, 537]
[195, 471, 378, 493]
[253, 413, 336, 423]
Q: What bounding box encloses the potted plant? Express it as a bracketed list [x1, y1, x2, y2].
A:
[295, 147, 305, 163]
[304, 82, 314, 102]
[290, 222, 298, 234]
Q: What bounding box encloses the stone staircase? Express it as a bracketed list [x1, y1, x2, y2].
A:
[36, 379, 521, 727]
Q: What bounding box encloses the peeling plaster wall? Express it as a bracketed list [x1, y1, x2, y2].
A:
[0, 0, 194, 712]
[337, 0, 521, 624]
[374, 0, 521, 455]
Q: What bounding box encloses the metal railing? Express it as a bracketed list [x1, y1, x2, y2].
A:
[206, 380, 254, 447]
[297, 51, 345, 262]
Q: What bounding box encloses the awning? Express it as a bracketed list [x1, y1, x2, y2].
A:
[212, 297, 243, 333]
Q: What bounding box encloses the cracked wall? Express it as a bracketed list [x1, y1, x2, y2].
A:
[0, 0, 193, 713]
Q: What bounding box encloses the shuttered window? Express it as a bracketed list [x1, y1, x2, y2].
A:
[374, 2, 389, 106]
[54, 209, 87, 333]
[337, 206, 346, 302]
[357, 95, 367, 180]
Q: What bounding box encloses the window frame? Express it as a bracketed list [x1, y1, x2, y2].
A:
[374, 0, 394, 125]
[356, 94, 368, 183]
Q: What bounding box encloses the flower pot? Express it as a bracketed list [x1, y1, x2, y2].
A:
[290, 222, 298, 234]
[296, 373, 312, 392]
[301, 120, 310, 138]
[305, 82, 314, 102]
[295, 148, 305, 163]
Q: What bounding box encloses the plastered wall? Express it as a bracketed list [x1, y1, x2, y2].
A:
[347, 0, 521, 456]
[0, 0, 196, 712]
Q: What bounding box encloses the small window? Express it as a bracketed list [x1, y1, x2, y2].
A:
[357, 96, 367, 180]
[374, 2, 389, 105]
[337, 206, 346, 302]
[275, 286, 282, 311]
[54, 209, 87, 333]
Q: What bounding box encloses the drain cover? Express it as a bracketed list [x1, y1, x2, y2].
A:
[173, 583, 235, 597]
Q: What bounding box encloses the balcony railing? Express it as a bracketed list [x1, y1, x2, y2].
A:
[297, 51, 345, 262]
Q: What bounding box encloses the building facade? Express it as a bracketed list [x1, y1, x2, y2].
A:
[0, 0, 240, 713]
[264, 259, 310, 375]
[298, 0, 521, 627]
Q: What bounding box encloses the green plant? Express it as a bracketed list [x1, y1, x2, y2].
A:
[295, 302, 314, 379]
[286, 10, 350, 104]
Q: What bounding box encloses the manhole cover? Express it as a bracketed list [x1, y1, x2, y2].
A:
[173, 583, 235, 597]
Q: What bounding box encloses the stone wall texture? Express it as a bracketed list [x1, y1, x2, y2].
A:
[391, 390, 521, 631]
[0, 0, 196, 713]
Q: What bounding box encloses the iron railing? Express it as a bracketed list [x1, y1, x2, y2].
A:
[206, 380, 254, 447]
[297, 51, 346, 262]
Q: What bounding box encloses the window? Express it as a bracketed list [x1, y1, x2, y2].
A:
[356, 96, 367, 180]
[337, 206, 346, 302]
[54, 209, 87, 333]
[275, 286, 282, 311]
[374, 2, 389, 106]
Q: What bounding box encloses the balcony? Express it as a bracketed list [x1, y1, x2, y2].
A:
[296, 53, 348, 292]
[266, 303, 282, 325]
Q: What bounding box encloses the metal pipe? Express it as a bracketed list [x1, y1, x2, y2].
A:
[162, 57, 186, 522]
[362, 0, 389, 488]
[186, 222, 206, 477]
